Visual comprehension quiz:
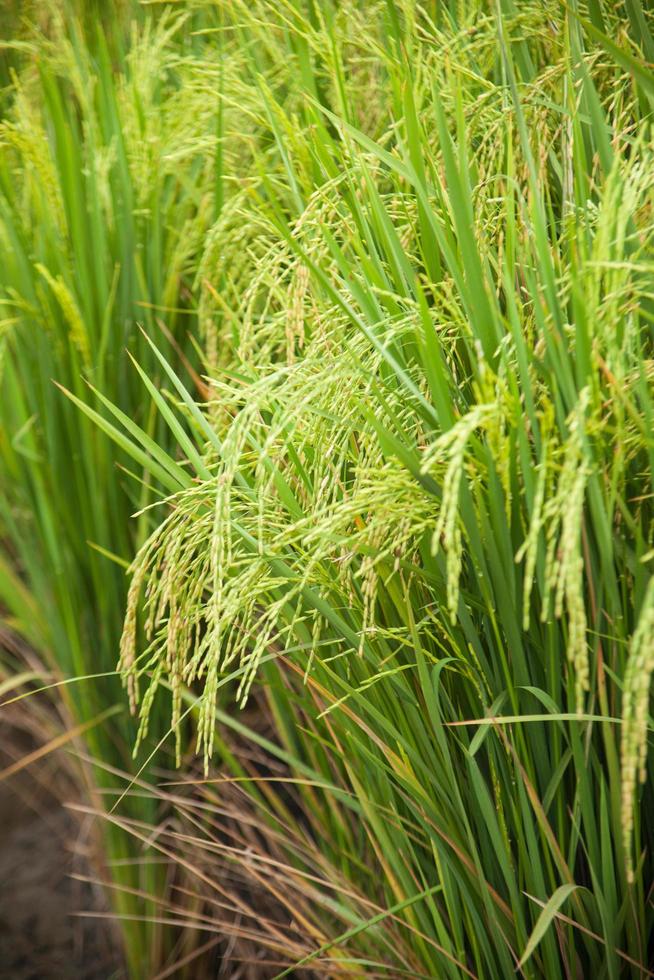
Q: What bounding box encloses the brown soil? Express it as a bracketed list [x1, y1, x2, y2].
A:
[0, 719, 125, 980]
[0, 784, 125, 980]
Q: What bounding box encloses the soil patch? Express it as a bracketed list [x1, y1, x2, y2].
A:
[0, 733, 125, 980]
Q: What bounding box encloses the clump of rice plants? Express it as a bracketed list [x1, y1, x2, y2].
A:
[6, 0, 654, 976]
[87, 1, 654, 975]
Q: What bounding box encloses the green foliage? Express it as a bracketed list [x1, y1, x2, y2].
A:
[4, 0, 654, 976]
[0, 7, 217, 973]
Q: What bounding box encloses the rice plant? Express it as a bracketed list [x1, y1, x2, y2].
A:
[72, 1, 654, 975]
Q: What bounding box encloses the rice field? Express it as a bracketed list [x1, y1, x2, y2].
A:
[1, 2, 653, 977]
